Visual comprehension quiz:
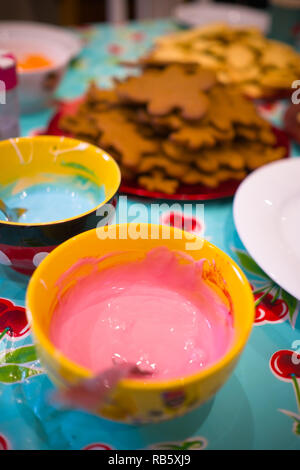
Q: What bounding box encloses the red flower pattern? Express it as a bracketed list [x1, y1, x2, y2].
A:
[131, 31, 145, 42]
[270, 349, 300, 435]
[0, 298, 30, 339]
[83, 443, 113, 450]
[270, 350, 300, 382]
[0, 435, 9, 450]
[253, 291, 289, 324]
[107, 43, 123, 56]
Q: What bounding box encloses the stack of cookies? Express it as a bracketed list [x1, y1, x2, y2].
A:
[140, 23, 300, 99]
[59, 64, 286, 195]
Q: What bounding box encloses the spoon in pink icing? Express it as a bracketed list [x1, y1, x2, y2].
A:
[52, 361, 155, 412]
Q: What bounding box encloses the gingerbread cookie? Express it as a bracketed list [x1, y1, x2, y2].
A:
[170, 123, 234, 150]
[234, 142, 285, 170]
[182, 167, 246, 188]
[115, 65, 216, 120]
[138, 170, 179, 194]
[59, 114, 99, 141]
[134, 108, 182, 133]
[57, 63, 286, 196]
[85, 82, 119, 111]
[195, 145, 245, 172]
[95, 109, 159, 168]
[163, 141, 220, 173]
[140, 23, 300, 98]
[137, 154, 189, 179]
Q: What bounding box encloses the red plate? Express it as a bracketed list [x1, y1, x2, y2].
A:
[43, 100, 291, 201]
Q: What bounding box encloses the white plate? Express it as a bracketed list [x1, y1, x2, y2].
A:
[233, 158, 300, 300]
[173, 2, 270, 33]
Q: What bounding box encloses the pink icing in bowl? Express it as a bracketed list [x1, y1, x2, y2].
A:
[26, 224, 254, 423]
[49, 247, 234, 381]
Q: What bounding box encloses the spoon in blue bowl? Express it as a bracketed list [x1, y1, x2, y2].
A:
[0, 198, 27, 222]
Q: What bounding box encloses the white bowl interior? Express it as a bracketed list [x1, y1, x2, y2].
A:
[0, 22, 81, 71]
[0, 40, 70, 70]
[0, 22, 82, 112]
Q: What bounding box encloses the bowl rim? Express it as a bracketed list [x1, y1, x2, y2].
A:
[26, 223, 255, 391]
[0, 136, 121, 227]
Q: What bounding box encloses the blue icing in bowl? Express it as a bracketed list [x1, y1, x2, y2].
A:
[0, 174, 105, 224]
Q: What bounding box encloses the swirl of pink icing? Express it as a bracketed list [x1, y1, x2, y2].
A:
[49, 247, 233, 381]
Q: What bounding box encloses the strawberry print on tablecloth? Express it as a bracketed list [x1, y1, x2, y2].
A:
[0, 298, 44, 384]
[0, 434, 9, 450]
[233, 249, 299, 327]
[0, 298, 30, 340]
[270, 349, 300, 436]
[82, 442, 114, 450]
[149, 436, 207, 450]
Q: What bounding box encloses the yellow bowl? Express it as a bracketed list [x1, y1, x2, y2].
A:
[26, 223, 254, 423]
[0, 136, 120, 275]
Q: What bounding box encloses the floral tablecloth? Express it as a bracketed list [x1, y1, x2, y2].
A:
[0, 20, 300, 451]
